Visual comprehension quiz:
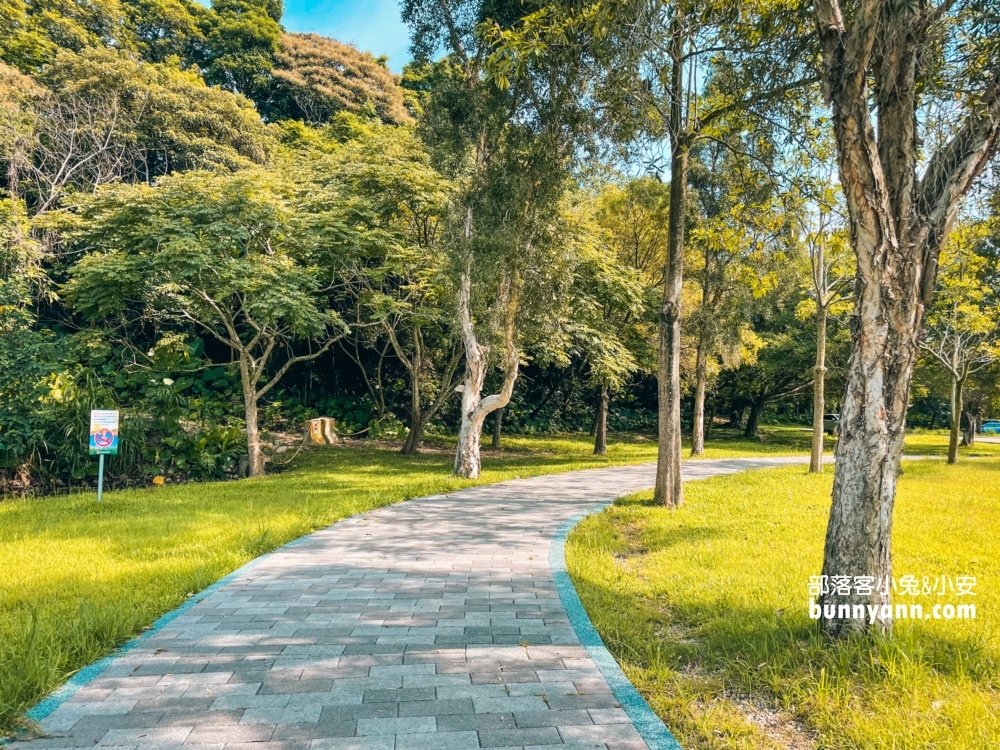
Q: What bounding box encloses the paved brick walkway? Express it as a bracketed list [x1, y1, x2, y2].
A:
[26, 457, 804, 750]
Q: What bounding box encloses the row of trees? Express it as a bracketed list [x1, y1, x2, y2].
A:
[2, 0, 1000, 636]
[415, 0, 1000, 638]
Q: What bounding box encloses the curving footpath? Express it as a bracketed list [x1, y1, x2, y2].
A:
[21, 457, 805, 750]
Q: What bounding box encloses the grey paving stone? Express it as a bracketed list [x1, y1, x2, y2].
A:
[396, 700, 474, 718]
[267, 720, 358, 741]
[395, 731, 479, 750]
[310, 738, 395, 750]
[436, 714, 515, 732]
[587, 709, 631, 725]
[354, 717, 435, 736]
[477, 727, 562, 747]
[362, 687, 436, 703]
[240, 705, 323, 725]
[543, 695, 621, 711]
[558, 724, 642, 743]
[260, 680, 335, 695]
[320, 704, 396, 722]
[98, 726, 192, 745]
[21, 459, 807, 750]
[472, 697, 549, 715]
[184, 722, 276, 744]
[513, 710, 594, 728]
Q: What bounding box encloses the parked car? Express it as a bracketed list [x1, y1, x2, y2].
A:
[823, 414, 840, 435]
[982, 419, 1000, 435]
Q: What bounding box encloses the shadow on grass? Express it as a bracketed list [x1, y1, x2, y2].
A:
[575, 571, 1000, 704]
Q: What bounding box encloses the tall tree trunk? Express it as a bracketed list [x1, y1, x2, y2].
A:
[401, 416, 424, 455]
[690, 335, 708, 457]
[814, 0, 1000, 638]
[704, 403, 715, 441]
[744, 401, 763, 438]
[948, 375, 965, 463]
[654, 17, 688, 509]
[402, 337, 422, 455]
[961, 411, 975, 447]
[454, 271, 519, 479]
[811, 303, 829, 473]
[594, 385, 609, 455]
[491, 407, 503, 449]
[963, 412, 977, 446]
[239, 360, 265, 478]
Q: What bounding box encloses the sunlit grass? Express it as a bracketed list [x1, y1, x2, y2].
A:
[0, 426, 987, 737]
[567, 460, 1000, 749]
[4, 441, 611, 735]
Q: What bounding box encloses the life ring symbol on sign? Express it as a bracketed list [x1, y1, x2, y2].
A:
[93, 428, 115, 448]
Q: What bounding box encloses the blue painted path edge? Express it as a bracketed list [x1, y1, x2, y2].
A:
[11, 493, 684, 750]
[551, 503, 684, 750]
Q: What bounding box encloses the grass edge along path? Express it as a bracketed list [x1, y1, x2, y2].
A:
[1, 428, 994, 739]
[1, 427, 822, 738]
[566, 459, 1000, 749]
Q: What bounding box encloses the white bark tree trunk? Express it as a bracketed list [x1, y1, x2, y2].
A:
[453, 271, 520, 479]
[690, 335, 707, 457]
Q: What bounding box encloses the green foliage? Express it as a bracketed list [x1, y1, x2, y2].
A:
[923, 221, 1000, 363]
[124, 0, 208, 63]
[57, 170, 335, 338]
[39, 47, 273, 175]
[562, 188, 654, 391]
[268, 33, 413, 125]
[200, 0, 282, 105]
[0, 0, 125, 71]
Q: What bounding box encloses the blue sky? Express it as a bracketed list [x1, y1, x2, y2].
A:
[281, 0, 412, 72]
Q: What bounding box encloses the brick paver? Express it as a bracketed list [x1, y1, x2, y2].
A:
[25, 458, 803, 750]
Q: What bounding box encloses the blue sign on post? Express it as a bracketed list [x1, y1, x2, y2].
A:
[89, 410, 119, 502]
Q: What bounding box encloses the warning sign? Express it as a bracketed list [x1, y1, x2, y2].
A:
[89, 410, 120, 455]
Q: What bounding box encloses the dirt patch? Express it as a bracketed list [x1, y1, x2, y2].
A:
[730, 695, 818, 750]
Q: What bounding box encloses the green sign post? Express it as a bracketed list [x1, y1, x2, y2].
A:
[89, 409, 119, 502]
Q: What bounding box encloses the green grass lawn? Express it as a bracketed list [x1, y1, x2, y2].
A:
[0, 426, 991, 738]
[0, 427, 791, 736]
[567, 460, 999, 749]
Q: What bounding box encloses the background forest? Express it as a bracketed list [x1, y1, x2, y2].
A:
[1, 0, 998, 491]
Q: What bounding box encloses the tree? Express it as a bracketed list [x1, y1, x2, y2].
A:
[200, 0, 282, 106]
[720, 273, 816, 438]
[590, 179, 665, 454]
[919, 221, 1000, 463]
[402, 0, 590, 479]
[57, 170, 348, 478]
[790, 176, 853, 473]
[0, 0, 125, 71]
[4, 48, 272, 216]
[813, 0, 1000, 635]
[495, 0, 821, 505]
[125, 0, 208, 64]
[562, 188, 652, 455]
[269, 33, 412, 125]
[324, 118, 460, 454]
[686, 142, 790, 456]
